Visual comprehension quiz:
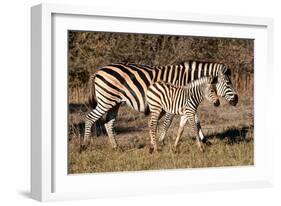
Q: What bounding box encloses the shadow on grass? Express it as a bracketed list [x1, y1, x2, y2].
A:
[204, 125, 254, 145]
[69, 121, 144, 140]
[68, 103, 253, 145]
[70, 122, 253, 146]
[69, 103, 89, 113]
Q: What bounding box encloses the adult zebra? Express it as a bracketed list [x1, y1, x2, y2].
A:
[147, 76, 220, 153]
[81, 61, 238, 150]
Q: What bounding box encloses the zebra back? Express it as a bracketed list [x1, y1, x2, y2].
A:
[91, 61, 230, 112]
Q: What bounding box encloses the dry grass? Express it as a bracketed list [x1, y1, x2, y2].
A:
[68, 96, 254, 174]
[69, 138, 253, 173]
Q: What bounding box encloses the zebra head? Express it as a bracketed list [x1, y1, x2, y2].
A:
[205, 76, 220, 107]
[217, 68, 238, 106]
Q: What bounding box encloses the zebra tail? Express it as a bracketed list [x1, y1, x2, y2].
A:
[86, 74, 97, 110]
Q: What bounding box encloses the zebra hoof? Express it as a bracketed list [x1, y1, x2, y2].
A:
[205, 141, 212, 146]
[149, 146, 158, 154]
[202, 139, 212, 146]
[79, 141, 90, 153]
[199, 146, 205, 152]
[159, 140, 166, 146]
[172, 146, 179, 153]
[113, 146, 123, 152]
[79, 144, 88, 153]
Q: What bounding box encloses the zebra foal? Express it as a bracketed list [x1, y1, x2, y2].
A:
[146, 76, 220, 153]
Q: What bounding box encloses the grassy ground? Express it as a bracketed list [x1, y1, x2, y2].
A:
[68, 96, 254, 174]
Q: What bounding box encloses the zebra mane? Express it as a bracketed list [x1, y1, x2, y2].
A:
[127, 61, 231, 77]
[156, 61, 229, 77]
[162, 76, 213, 90]
[182, 61, 228, 76]
[183, 77, 213, 90]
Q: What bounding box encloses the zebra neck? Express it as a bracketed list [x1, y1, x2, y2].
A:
[185, 84, 205, 110]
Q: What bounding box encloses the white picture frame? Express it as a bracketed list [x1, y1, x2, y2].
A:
[31, 3, 274, 202]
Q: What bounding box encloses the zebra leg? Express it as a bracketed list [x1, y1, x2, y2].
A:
[195, 113, 212, 145]
[104, 104, 121, 149]
[81, 104, 114, 151]
[159, 113, 175, 144]
[174, 115, 188, 151]
[188, 114, 204, 152]
[149, 109, 162, 153]
[195, 113, 204, 141]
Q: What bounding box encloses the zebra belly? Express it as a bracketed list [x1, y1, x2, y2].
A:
[161, 103, 177, 114]
[122, 98, 147, 112]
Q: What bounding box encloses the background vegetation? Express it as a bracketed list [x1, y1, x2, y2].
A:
[68, 31, 254, 174]
[68, 31, 254, 103]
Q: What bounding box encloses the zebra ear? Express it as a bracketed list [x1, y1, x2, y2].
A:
[208, 76, 218, 84]
[223, 68, 231, 75]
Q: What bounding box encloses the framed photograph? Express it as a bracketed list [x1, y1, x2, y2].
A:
[31, 3, 274, 201]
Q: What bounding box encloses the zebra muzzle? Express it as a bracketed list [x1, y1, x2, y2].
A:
[214, 99, 220, 107]
[229, 94, 238, 106]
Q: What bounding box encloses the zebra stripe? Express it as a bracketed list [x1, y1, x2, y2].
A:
[81, 61, 238, 150]
[146, 76, 220, 153]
